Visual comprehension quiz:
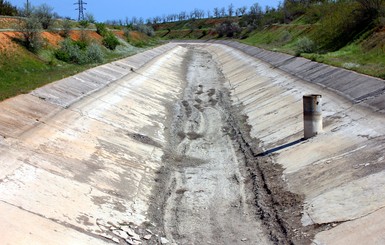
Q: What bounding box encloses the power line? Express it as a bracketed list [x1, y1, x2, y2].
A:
[74, 0, 87, 21]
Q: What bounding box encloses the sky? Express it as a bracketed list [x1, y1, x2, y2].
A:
[10, 0, 281, 22]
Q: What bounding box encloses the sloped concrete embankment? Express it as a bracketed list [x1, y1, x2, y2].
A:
[0, 43, 186, 244]
[213, 40, 385, 113]
[0, 39, 384, 245]
[200, 42, 385, 244]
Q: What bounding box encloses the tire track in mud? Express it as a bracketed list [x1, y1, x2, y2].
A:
[159, 47, 270, 245]
[146, 45, 309, 245]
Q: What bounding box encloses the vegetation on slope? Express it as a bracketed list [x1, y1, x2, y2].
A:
[0, 2, 158, 101]
[149, 0, 385, 79]
[0, 0, 384, 102]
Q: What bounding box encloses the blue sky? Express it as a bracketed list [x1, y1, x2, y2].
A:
[10, 0, 281, 22]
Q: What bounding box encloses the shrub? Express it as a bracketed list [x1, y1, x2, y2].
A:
[78, 20, 89, 28]
[20, 15, 43, 52]
[123, 27, 130, 38]
[280, 30, 292, 43]
[95, 22, 108, 37]
[132, 24, 155, 37]
[102, 33, 120, 50]
[55, 38, 82, 63]
[84, 43, 104, 63]
[215, 20, 241, 38]
[85, 13, 96, 23]
[296, 37, 316, 54]
[75, 30, 90, 49]
[95, 23, 120, 50]
[61, 19, 72, 38]
[312, 1, 372, 51]
[55, 39, 103, 64]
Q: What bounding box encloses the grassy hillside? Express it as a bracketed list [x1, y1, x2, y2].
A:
[153, 1, 385, 79]
[154, 18, 230, 40]
[0, 27, 154, 101]
[241, 21, 385, 79]
[1, 0, 384, 102]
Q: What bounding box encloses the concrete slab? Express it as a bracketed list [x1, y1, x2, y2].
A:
[314, 207, 385, 245]
[0, 40, 384, 244]
[201, 42, 385, 244]
[0, 44, 187, 243]
[0, 202, 108, 245]
[0, 94, 60, 137]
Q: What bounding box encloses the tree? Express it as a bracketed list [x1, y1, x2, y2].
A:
[190, 8, 205, 19]
[34, 4, 54, 29]
[61, 19, 72, 38]
[85, 13, 96, 23]
[207, 10, 211, 18]
[216, 20, 241, 37]
[237, 6, 247, 16]
[220, 7, 226, 17]
[20, 15, 43, 52]
[20, 1, 34, 17]
[356, 0, 385, 19]
[179, 11, 187, 21]
[213, 7, 220, 18]
[228, 3, 234, 17]
[0, 0, 18, 16]
[249, 3, 263, 26]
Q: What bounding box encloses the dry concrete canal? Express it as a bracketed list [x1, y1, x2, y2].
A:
[0, 42, 384, 245]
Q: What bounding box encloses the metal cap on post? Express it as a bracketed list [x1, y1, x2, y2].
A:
[303, 94, 322, 139]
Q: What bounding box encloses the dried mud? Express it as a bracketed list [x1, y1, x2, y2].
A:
[147, 46, 315, 244]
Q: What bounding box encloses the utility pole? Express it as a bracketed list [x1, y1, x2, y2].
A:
[74, 0, 87, 21]
[26, 0, 30, 16]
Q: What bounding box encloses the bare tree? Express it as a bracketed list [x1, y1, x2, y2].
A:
[220, 7, 226, 17]
[248, 3, 263, 27]
[178, 11, 187, 21]
[197, 9, 205, 19]
[228, 3, 234, 17]
[207, 10, 211, 18]
[34, 3, 54, 29]
[190, 8, 205, 19]
[213, 7, 220, 18]
[357, 0, 384, 17]
[85, 13, 95, 23]
[237, 6, 247, 16]
[131, 16, 138, 25]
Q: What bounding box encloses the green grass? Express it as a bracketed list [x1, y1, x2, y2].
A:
[0, 38, 159, 101]
[241, 23, 385, 79]
[0, 50, 93, 101]
[302, 44, 385, 79]
[241, 24, 313, 55]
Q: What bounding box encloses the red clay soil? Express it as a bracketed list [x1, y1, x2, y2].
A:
[0, 32, 21, 54]
[69, 30, 103, 43]
[0, 29, 104, 55]
[113, 30, 126, 40]
[41, 32, 63, 47]
[128, 31, 148, 42]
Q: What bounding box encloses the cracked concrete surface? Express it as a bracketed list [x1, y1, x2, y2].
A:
[0, 41, 384, 244]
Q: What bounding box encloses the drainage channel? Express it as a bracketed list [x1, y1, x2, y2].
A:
[148, 46, 288, 244]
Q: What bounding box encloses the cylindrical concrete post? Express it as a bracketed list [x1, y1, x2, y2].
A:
[303, 94, 322, 139]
